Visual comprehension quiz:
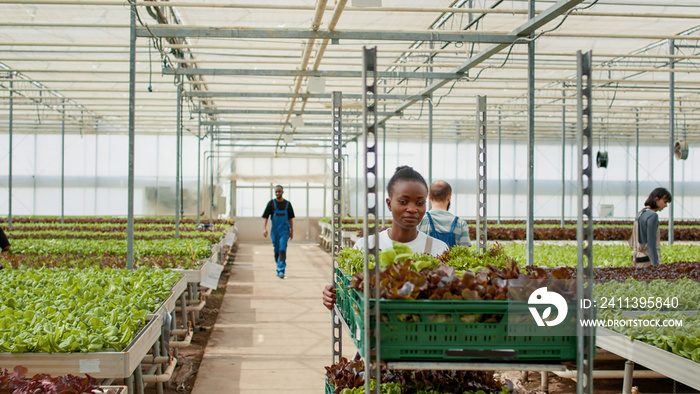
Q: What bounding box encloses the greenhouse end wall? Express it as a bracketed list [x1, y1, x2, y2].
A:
[0, 135, 697, 220]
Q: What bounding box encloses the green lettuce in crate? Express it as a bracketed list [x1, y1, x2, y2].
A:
[337, 248, 369, 275]
[442, 243, 515, 274]
[339, 381, 402, 394]
[380, 241, 440, 272]
[337, 242, 440, 275]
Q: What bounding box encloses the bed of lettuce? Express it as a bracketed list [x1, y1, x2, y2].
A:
[0, 267, 181, 353]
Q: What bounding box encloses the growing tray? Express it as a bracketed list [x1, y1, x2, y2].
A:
[151, 275, 187, 320]
[100, 386, 129, 394]
[172, 266, 203, 283]
[335, 271, 576, 362]
[0, 314, 162, 379]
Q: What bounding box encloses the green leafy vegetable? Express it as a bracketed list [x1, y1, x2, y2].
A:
[0, 267, 181, 353]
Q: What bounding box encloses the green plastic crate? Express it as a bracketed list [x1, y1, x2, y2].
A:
[334, 269, 362, 343]
[337, 283, 577, 362]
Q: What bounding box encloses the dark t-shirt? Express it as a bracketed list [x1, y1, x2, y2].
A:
[262, 199, 295, 220]
[0, 228, 9, 251]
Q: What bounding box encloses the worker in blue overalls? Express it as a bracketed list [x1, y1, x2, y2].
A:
[262, 185, 295, 279]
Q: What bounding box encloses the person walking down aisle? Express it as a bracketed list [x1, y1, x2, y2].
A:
[629, 187, 672, 268]
[262, 185, 295, 279]
[417, 180, 471, 248]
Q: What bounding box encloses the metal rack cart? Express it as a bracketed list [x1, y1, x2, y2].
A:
[329, 48, 597, 394]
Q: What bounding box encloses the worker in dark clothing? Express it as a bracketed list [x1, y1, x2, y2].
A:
[0, 227, 10, 270]
[629, 187, 672, 268]
[262, 185, 295, 279]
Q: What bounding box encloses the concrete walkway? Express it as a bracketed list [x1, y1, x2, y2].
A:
[192, 242, 355, 393]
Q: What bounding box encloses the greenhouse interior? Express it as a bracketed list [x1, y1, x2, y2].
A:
[1, 0, 700, 393]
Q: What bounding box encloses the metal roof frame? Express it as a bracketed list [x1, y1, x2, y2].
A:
[0, 0, 699, 147]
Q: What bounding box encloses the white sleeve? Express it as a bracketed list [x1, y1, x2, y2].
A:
[431, 238, 450, 256]
[353, 237, 364, 250]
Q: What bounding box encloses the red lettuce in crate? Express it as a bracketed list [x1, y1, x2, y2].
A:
[0, 366, 101, 394]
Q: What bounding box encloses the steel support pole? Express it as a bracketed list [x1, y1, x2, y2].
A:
[180, 116, 185, 221]
[127, 2, 136, 270]
[230, 162, 236, 218]
[61, 99, 65, 223]
[428, 41, 434, 188]
[362, 47, 380, 394]
[428, 98, 433, 188]
[476, 96, 488, 254]
[526, 0, 535, 266]
[331, 91, 343, 364]
[497, 107, 502, 225]
[576, 50, 595, 394]
[175, 78, 182, 238]
[355, 142, 359, 217]
[306, 182, 310, 240]
[32, 136, 36, 214]
[622, 360, 634, 394]
[635, 109, 640, 211]
[561, 83, 566, 227]
[382, 97, 387, 227]
[196, 114, 201, 227]
[8, 75, 13, 231]
[210, 130, 215, 220]
[668, 39, 675, 244]
[94, 133, 98, 215]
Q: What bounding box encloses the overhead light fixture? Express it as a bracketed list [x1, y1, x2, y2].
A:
[352, 0, 381, 7]
[307, 77, 326, 93]
[283, 134, 294, 144]
[290, 115, 304, 129]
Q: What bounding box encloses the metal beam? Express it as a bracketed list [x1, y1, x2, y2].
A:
[476, 95, 487, 254]
[185, 91, 418, 100]
[195, 108, 400, 116]
[361, 46, 381, 394]
[561, 83, 566, 228]
[668, 39, 675, 244]
[215, 143, 332, 148]
[202, 120, 362, 127]
[378, 0, 587, 124]
[576, 50, 595, 394]
[197, 115, 201, 227]
[163, 67, 465, 80]
[61, 99, 65, 224]
[331, 90, 343, 365]
[136, 26, 517, 43]
[127, 1, 136, 270]
[7, 74, 13, 230]
[175, 78, 182, 239]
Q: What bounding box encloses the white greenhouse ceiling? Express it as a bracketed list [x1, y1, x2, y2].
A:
[1, 0, 700, 153]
